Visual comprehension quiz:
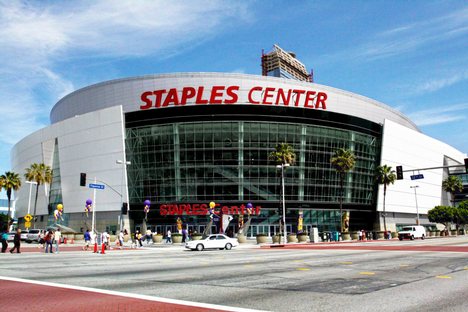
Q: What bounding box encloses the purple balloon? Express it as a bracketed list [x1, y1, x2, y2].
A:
[144, 199, 151, 206]
[246, 202, 253, 208]
[86, 199, 92, 205]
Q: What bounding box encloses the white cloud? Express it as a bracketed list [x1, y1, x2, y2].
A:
[413, 71, 468, 94]
[0, 0, 252, 173]
[407, 103, 468, 126]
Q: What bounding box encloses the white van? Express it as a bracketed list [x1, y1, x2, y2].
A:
[398, 225, 426, 240]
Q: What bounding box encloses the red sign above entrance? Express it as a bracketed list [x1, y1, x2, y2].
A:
[140, 85, 327, 110]
[159, 203, 261, 216]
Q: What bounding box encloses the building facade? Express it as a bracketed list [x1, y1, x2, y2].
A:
[11, 73, 466, 235]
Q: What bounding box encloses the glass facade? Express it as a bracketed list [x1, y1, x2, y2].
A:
[126, 119, 380, 231]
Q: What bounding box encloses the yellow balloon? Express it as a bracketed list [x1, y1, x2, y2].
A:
[57, 204, 63, 210]
[209, 201, 216, 208]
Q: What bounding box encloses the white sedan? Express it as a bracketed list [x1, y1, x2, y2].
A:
[185, 234, 239, 251]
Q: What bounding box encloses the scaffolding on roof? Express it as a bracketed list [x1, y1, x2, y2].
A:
[261, 44, 312, 83]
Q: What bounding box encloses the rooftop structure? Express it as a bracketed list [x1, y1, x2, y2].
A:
[261, 44, 312, 82]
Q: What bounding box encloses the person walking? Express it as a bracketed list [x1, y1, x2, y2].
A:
[182, 228, 187, 243]
[118, 230, 124, 249]
[54, 228, 62, 253]
[166, 229, 172, 244]
[101, 230, 110, 250]
[83, 229, 91, 251]
[145, 229, 152, 245]
[9, 229, 21, 253]
[44, 230, 53, 253]
[1, 229, 9, 253]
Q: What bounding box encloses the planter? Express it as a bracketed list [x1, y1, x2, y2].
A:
[450, 230, 457, 236]
[172, 235, 182, 244]
[376, 231, 385, 240]
[152, 234, 163, 243]
[350, 231, 359, 240]
[272, 235, 281, 244]
[287, 234, 298, 243]
[124, 234, 130, 242]
[74, 234, 84, 241]
[256, 235, 268, 244]
[191, 234, 203, 241]
[297, 234, 308, 242]
[237, 235, 247, 243]
[429, 231, 435, 237]
[341, 232, 351, 241]
[110, 235, 116, 243]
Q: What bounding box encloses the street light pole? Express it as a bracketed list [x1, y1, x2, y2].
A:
[116, 159, 131, 232]
[410, 185, 420, 225]
[277, 163, 290, 244]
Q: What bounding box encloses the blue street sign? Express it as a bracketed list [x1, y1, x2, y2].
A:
[410, 174, 424, 180]
[89, 183, 105, 190]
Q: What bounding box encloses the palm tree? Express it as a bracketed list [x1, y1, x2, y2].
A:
[268, 143, 296, 166]
[375, 165, 397, 232]
[442, 175, 463, 207]
[0, 171, 22, 227]
[330, 148, 356, 232]
[269, 143, 296, 243]
[24, 163, 53, 228]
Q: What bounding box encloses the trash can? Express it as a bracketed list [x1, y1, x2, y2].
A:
[333, 231, 339, 242]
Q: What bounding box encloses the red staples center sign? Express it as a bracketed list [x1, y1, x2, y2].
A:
[140, 85, 327, 110]
[160, 203, 261, 216]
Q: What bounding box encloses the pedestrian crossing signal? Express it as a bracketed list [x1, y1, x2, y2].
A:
[464, 158, 468, 173]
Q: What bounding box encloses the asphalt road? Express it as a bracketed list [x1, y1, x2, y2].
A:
[1, 237, 468, 312]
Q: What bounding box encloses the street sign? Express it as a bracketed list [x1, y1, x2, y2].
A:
[89, 183, 105, 190]
[24, 214, 33, 222]
[410, 174, 424, 180]
[25, 221, 32, 228]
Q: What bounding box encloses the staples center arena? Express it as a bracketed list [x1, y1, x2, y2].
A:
[11, 51, 467, 236]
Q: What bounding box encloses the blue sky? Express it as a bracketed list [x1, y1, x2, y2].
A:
[0, 0, 467, 197]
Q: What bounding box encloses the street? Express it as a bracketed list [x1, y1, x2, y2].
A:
[1, 237, 468, 311]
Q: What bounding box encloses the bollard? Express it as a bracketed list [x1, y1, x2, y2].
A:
[101, 243, 105, 254]
[93, 243, 98, 253]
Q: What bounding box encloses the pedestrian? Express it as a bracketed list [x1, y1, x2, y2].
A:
[182, 228, 187, 243]
[118, 230, 124, 249]
[83, 229, 91, 251]
[38, 230, 45, 249]
[137, 231, 143, 247]
[44, 230, 53, 253]
[145, 229, 152, 245]
[9, 228, 21, 254]
[90, 231, 97, 253]
[101, 230, 110, 250]
[1, 229, 8, 253]
[166, 229, 172, 244]
[358, 230, 363, 241]
[54, 228, 62, 253]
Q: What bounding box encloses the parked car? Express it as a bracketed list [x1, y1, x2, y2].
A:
[398, 225, 426, 240]
[20, 230, 29, 241]
[185, 234, 239, 251]
[26, 229, 44, 243]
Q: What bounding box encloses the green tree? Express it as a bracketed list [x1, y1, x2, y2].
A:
[442, 175, 463, 206]
[453, 200, 468, 233]
[375, 165, 397, 233]
[24, 163, 53, 228]
[428, 205, 454, 234]
[269, 143, 296, 243]
[330, 148, 356, 232]
[0, 171, 22, 227]
[268, 143, 296, 166]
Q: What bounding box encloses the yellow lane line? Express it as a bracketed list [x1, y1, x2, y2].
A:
[296, 268, 310, 271]
[359, 272, 375, 275]
[436, 275, 452, 279]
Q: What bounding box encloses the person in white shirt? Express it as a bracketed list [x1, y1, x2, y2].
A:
[54, 228, 62, 253]
[118, 231, 124, 249]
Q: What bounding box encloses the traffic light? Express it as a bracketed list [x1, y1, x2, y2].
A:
[121, 202, 128, 215]
[80, 173, 87, 186]
[464, 158, 468, 173]
[396, 166, 403, 180]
